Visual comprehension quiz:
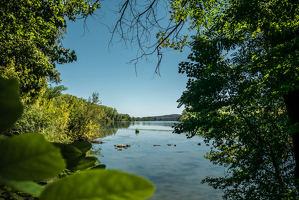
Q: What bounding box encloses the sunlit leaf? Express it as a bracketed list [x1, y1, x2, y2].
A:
[0, 133, 65, 181]
[0, 77, 23, 134]
[0, 178, 44, 196]
[40, 170, 155, 200]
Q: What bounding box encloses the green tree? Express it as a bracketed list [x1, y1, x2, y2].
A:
[0, 0, 100, 102]
[43, 85, 68, 100]
[167, 0, 299, 199]
[178, 109, 193, 122]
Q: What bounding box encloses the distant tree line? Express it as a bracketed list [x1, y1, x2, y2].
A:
[131, 117, 157, 121]
[131, 115, 181, 121]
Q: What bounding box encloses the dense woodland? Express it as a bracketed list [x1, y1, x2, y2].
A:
[3, 84, 137, 142]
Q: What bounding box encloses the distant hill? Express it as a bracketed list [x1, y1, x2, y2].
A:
[147, 114, 182, 121]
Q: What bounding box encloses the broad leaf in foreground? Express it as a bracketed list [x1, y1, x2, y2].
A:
[52, 142, 82, 159]
[0, 133, 65, 181]
[0, 77, 23, 134]
[66, 157, 97, 171]
[0, 178, 44, 196]
[40, 169, 155, 200]
[68, 141, 92, 154]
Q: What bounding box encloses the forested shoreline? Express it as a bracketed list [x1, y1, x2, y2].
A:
[2, 0, 299, 199]
[3, 83, 142, 142]
[3, 82, 181, 143]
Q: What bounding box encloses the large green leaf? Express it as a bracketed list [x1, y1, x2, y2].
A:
[68, 141, 92, 154]
[0, 133, 65, 181]
[52, 142, 82, 159]
[66, 157, 97, 171]
[0, 77, 23, 134]
[0, 178, 44, 196]
[40, 169, 155, 200]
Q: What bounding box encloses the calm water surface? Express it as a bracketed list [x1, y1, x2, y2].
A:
[92, 121, 225, 200]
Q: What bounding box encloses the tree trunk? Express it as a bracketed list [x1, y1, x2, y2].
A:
[283, 88, 299, 189]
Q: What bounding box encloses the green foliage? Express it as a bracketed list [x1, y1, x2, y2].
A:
[0, 0, 101, 102]
[172, 0, 299, 199]
[178, 109, 193, 122]
[0, 178, 44, 197]
[4, 90, 71, 142]
[40, 170, 155, 200]
[114, 113, 133, 121]
[52, 142, 83, 159]
[66, 157, 98, 171]
[4, 86, 133, 142]
[53, 141, 97, 171]
[0, 78, 23, 133]
[136, 117, 156, 121]
[156, 31, 190, 52]
[0, 133, 65, 181]
[0, 77, 155, 200]
[64, 93, 101, 141]
[68, 141, 92, 154]
[43, 85, 68, 100]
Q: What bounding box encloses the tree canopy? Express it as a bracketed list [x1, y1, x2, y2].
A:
[0, 0, 100, 102]
[169, 0, 299, 198]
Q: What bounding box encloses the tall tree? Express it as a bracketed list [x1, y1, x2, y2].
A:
[168, 0, 299, 198]
[0, 0, 100, 102]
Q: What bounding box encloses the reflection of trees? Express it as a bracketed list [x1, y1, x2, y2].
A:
[106, 121, 131, 129]
[93, 121, 178, 139]
[94, 127, 117, 139]
[134, 121, 177, 127]
[93, 121, 131, 139]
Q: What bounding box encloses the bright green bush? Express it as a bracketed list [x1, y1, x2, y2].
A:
[4, 83, 135, 142]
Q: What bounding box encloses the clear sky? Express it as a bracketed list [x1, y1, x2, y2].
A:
[56, 2, 192, 118]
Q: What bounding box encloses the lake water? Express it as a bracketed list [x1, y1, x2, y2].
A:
[92, 121, 225, 200]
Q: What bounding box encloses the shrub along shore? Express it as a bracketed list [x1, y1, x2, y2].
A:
[4, 85, 134, 143]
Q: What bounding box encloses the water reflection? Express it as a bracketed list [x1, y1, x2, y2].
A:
[129, 121, 179, 127]
[91, 121, 224, 200]
[94, 121, 130, 139]
[95, 121, 179, 139]
[105, 121, 131, 129]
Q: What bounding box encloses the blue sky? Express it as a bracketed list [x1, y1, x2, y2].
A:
[56, 2, 192, 117]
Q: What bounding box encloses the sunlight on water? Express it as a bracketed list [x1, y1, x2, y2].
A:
[92, 121, 224, 200]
